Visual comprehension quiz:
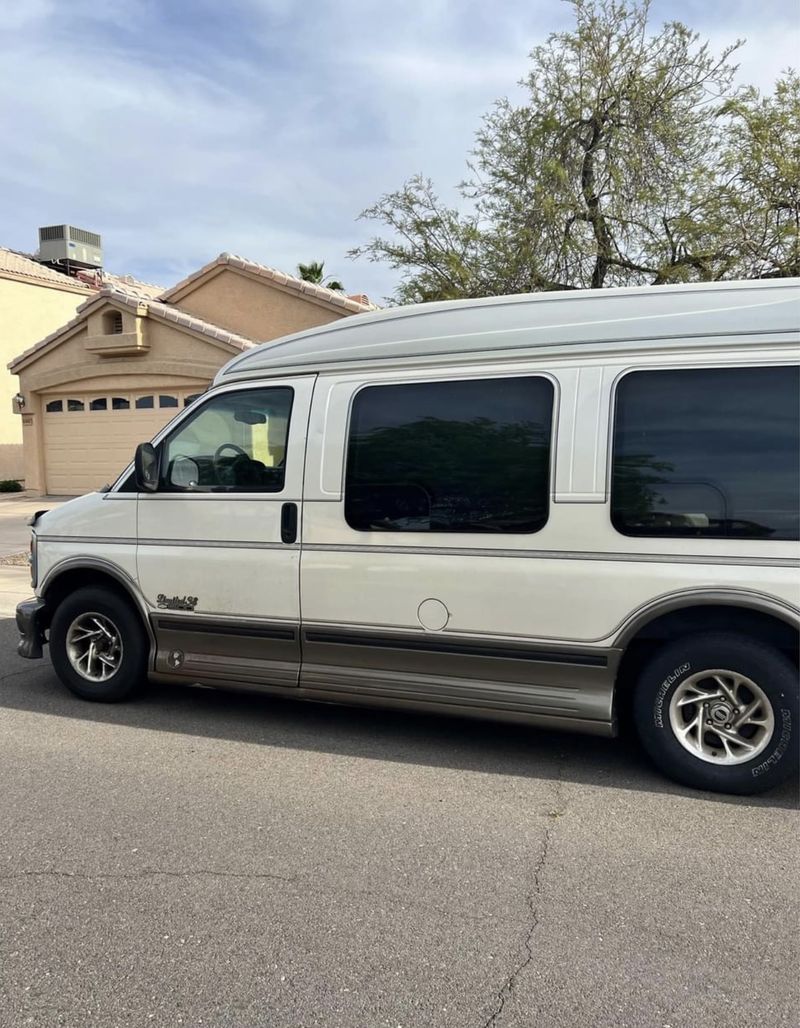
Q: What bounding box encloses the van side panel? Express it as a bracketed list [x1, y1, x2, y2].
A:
[299, 351, 799, 731]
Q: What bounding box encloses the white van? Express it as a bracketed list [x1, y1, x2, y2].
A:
[15, 279, 800, 795]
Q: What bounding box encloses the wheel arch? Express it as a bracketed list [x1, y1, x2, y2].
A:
[40, 558, 155, 653]
[615, 590, 799, 651]
[612, 590, 800, 731]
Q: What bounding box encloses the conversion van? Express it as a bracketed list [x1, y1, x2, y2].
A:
[15, 279, 800, 795]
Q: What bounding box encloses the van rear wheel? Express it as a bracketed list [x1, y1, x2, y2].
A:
[50, 586, 148, 702]
[633, 632, 798, 795]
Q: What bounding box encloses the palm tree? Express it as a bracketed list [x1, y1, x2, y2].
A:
[297, 260, 344, 291]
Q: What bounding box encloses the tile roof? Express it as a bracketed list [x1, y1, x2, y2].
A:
[161, 251, 377, 313]
[8, 284, 255, 372]
[72, 268, 165, 300]
[0, 248, 93, 292]
[7, 250, 374, 373]
[143, 294, 255, 349]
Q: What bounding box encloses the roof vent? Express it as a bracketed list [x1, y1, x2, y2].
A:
[37, 225, 103, 269]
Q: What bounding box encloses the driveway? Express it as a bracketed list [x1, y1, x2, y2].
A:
[0, 615, 797, 1028]
[0, 495, 66, 558]
[0, 496, 67, 614]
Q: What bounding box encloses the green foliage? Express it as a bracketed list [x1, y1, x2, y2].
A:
[718, 71, 800, 278]
[351, 0, 799, 302]
[296, 260, 344, 291]
[0, 479, 24, 492]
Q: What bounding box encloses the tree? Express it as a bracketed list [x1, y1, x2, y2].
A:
[351, 0, 798, 302]
[296, 260, 344, 291]
[718, 72, 800, 279]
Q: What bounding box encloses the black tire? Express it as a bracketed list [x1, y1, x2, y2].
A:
[633, 632, 798, 795]
[49, 586, 148, 702]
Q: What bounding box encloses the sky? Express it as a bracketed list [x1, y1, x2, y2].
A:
[1, 0, 797, 303]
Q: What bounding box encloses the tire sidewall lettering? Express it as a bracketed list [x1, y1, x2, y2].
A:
[751, 708, 792, 777]
[653, 662, 691, 729]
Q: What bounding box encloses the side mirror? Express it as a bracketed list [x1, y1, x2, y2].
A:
[134, 442, 159, 492]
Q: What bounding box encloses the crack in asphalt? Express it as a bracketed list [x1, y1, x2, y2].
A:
[480, 827, 552, 1028]
[0, 667, 42, 687]
[480, 773, 564, 1028]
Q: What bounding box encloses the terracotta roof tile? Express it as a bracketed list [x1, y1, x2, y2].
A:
[72, 268, 165, 299]
[8, 285, 255, 372]
[161, 251, 377, 313]
[7, 250, 375, 373]
[0, 248, 93, 292]
[107, 288, 256, 349]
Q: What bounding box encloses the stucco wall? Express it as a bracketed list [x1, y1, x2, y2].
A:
[0, 277, 87, 479]
[15, 314, 232, 393]
[175, 268, 346, 342]
[15, 310, 237, 494]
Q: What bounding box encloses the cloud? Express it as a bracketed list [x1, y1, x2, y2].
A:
[0, 0, 795, 302]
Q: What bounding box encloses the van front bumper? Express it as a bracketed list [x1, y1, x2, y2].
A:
[16, 598, 48, 659]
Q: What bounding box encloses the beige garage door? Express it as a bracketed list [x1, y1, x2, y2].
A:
[42, 388, 205, 495]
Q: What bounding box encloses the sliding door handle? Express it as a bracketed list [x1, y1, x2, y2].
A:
[281, 502, 298, 544]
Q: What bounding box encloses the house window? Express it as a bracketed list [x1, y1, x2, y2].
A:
[67, 399, 85, 412]
[136, 395, 154, 409]
[159, 394, 179, 408]
[112, 397, 130, 410]
[45, 399, 63, 413]
[90, 397, 108, 411]
[345, 376, 554, 533]
[102, 311, 124, 335]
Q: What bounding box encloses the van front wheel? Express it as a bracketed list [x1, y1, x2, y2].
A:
[50, 586, 148, 702]
[633, 632, 798, 795]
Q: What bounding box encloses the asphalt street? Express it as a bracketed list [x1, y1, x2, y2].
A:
[0, 616, 797, 1028]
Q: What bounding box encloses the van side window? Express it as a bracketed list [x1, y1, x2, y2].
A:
[345, 377, 554, 533]
[611, 365, 800, 540]
[161, 388, 293, 493]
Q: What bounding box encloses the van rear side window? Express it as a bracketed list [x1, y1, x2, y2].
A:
[345, 376, 554, 533]
[611, 365, 800, 540]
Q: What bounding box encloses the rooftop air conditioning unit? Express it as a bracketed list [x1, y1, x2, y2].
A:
[38, 225, 103, 269]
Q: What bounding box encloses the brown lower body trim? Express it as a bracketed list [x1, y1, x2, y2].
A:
[150, 614, 300, 688]
[148, 615, 617, 727]
[146, 672, 615, 737]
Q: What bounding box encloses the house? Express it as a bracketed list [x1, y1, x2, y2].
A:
[9, 252, 374, 496]
[0, 249, 93, 480]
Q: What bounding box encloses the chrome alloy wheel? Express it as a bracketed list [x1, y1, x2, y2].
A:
[668, 669, 775, 765]
[65, 612, 124, 682]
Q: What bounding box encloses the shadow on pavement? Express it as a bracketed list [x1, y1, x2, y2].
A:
[1, 617, 796, 809]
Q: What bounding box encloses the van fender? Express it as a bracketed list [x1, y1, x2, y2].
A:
[612, 587, 800, 650]
[39, 556, 157, 656]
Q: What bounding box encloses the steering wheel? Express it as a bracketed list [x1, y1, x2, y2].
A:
[213, 442, 250, 481]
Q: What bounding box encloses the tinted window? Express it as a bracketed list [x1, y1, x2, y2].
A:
[612, 366, 800, 540]
[45, 400, 63, 413]
[136, 395, 154, 410]
[112, 397, 130, 410]
[161, 388, 293, 493]
[90, 397, 108, 411]
[67, 398, 84, 412]
[159, 394, 179, 408]
[345, 377, 553, 533]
